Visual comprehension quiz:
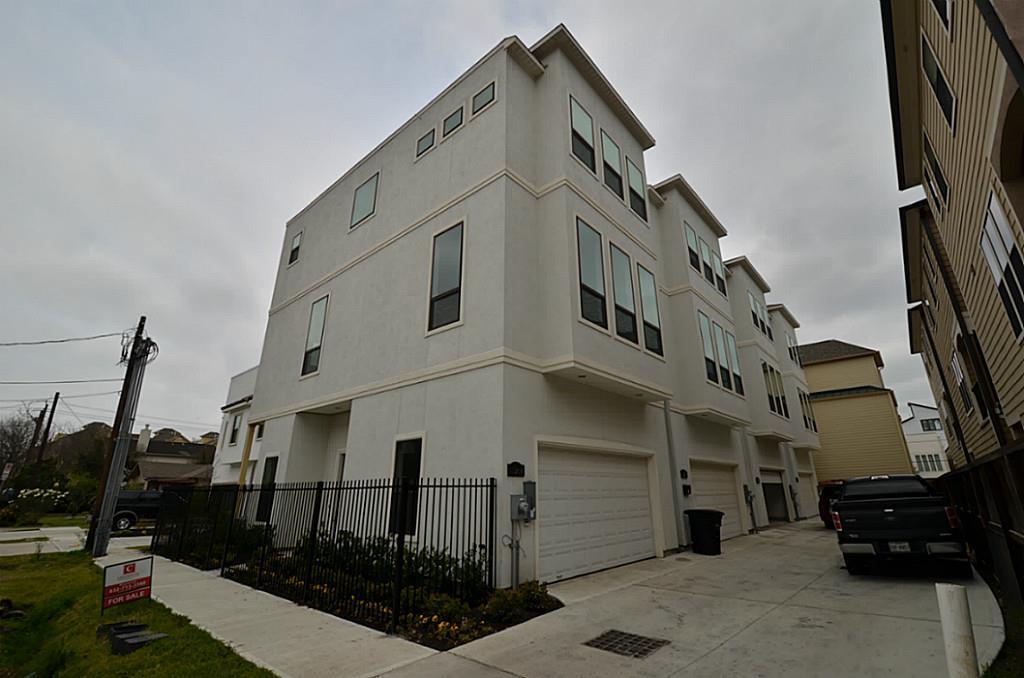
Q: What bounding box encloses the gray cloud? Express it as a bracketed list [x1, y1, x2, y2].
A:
[0, 0, 932, 435]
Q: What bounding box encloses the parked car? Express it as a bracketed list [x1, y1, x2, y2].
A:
[818, 480, 844, 528]
[831, 474, 970, 576]
[113, 490, 163, 531]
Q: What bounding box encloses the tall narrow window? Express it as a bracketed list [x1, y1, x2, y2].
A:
[255, 456, 278, 521]
[350, 173, 379, 227]
[302, 296, 328, 376]
[748, 292, 760, 328]
[288, 231, 302, 265]
[711, 252, 727, 295]
[712, 322, 733, 390]
[229, 414, 241, 445]
[576, 219, 607, 328]
[685, 224, 700, 270]
[443, 107, 464, 137]
[389, 438, 422, 535]
[610, 244, 637, 342]
[762, 361, 777, 414]
[799, 391, 810, 430]
[725, 331, 744, 395]
[626, 158, 647, 221]
[930, 0, 951, 31]
[699, 312, 718, 383]
[428, 223, 464, 331]
[775, 369, 789, 418]
[921, 36, 955, 128]
[472, 82, 495, 114]
[922, 132, 949, 206]
[416, 129, 435, 157]
[699, 239, 715, 284]
[950, 351, 973, 413]
[601, 131, 624, 198]
[570, 97, 595, 171]
[980, 192, 1024, 336]
[255, 422, 264, 440]
[637, 264, 662, 355]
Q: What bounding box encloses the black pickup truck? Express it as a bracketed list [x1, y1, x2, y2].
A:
[831, 475, 970, 577]
[113, 490, 164, 531]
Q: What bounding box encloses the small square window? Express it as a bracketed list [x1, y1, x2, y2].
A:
[443, 107, 464, 137]
[472, 82, 495, 114]
[416, 129, 435, 157]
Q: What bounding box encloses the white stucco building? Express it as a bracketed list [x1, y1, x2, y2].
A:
[901, 402, 951, 479]
[211, 25, 819, 585]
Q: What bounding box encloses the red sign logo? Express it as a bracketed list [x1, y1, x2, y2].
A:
[124, 563, 136, 575]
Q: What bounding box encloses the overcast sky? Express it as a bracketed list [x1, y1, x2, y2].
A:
[0, 0, 929, 439]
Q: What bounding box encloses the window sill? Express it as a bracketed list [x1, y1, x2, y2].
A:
[286, 259, 299, 269]
[425, 319, 464, 338]
[612, 332, 642, 352]
[703, 377, 746, 400]
[570, 151, 599, 179]
[641, 345, 666, 363]
[298, 370, 321, 382]
[577, 315, 612, 337]
[349, 211, 377, 233]
[470, 96, 497, 119]
[413, 143, 436, 163]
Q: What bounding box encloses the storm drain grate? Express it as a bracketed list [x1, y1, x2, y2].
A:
[583, 629, 670, 658]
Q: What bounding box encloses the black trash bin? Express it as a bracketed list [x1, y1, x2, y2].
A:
[685, 508, 725, 555]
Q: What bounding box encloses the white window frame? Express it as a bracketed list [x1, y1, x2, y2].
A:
[301, 294, 329, 378]
[636, 263, 663, 357]
[575, 216, 609, 334]
[425, 220, 466, 335]
[288, 231, 302, 266]
[569, 95, 596, 174]
[442, 106, 464, 138]
[600, 130, 624, 200]
[471, 81, 496, 116]
[920, 32, 956, 130]
[350, 172, 380, 229]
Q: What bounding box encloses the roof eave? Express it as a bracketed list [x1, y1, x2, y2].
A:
[652, 174, 728, 237]
[766, 303, 800, 328]
[880, 0, 923, 190]
[900, 199, 928, 304]
[530, 24, 656, 150]
[723, 256, 771, 293]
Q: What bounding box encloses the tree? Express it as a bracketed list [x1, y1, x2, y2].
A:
[0, 407, 37, 478]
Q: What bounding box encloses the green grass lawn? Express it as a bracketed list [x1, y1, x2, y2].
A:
[36, 514, 92, 529]
[0, 551, 273, 677]
[0, 536, 48, 544]
[985, 604, 1023, 677]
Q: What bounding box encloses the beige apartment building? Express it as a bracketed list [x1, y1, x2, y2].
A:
[883, 0, 1024, 603]
[797, 340, 913, 482]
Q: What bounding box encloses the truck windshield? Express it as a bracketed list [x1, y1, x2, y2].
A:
[842, 478, 931, 499]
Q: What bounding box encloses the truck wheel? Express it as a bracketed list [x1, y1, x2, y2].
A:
[843, 554, 872, 575]
[113, 514, 134, 531]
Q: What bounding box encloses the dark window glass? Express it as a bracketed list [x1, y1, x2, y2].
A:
[256, 457, 278, 521]
[389, 439, 422, 535]
[416, 129, 435, 157]
[762, 362, 776, 414]
[699, 240, 714, 284]
[712, 322, 732, 390]
[921, 37, 955, 127]
[930, 0, 950, 29]
[699, 313, 718, 383]
[637, 265, 662, 355]
[288, 232, 301, 265]
[302, 296, 328, 376]
[472, 82, 495, 114]
[626, 158, 647, 221]
[842, 477, 931, 499]
[443, 107, 463, 137]
[428, 223, 463, 331]
[255, 422, 264, 439]
[229, 415, 240, 444]
[570, 97, 595, 172]
[610, 244, 637, 343]
[922, 133, 949, 204]
[577, 219, 607, 327]
[601, 132, 624, 198]
[685, 225, 701, 270]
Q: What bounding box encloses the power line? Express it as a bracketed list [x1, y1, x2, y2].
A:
[68, 402, 219, 429]
[0, 329, 131, 347]
[0, 378, 122, 385]
[0, 390, 121, 403]
[61, 400, 87, 428]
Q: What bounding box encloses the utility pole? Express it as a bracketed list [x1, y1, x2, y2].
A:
[36, 392, 59, 463]
[27, 405, 46, 459]
[87, 317, 155, 556]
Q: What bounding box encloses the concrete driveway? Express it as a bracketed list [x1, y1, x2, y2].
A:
[0, 526, 84, 556]
[382, 521, 1004, 678]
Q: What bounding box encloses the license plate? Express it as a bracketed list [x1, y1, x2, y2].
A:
[889, 541, 911, 553]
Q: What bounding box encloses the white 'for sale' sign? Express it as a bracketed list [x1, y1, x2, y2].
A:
[102, 556, 153, 610]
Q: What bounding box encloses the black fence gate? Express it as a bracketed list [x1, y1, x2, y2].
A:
[153, 477, 497, 632]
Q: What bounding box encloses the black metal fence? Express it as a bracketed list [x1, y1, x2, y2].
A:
[937, 441, 1024, 608]
[153, 477, 497, 632]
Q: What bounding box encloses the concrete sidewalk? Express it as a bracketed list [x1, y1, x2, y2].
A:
[383, 521, 1005, 678]
[0, 526, 85, 556]
[95, 542, 433, 678]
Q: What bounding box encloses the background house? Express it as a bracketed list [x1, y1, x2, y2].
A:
[901, 402, 950, 478]
[798, 339, 913, 482]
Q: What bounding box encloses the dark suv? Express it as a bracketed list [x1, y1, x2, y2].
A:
[113, 490, 163, 531]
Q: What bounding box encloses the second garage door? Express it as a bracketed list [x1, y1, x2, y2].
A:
[798, 471, 817, 520]
[538, 448, 655, 583]
[689, 461, 743, 539]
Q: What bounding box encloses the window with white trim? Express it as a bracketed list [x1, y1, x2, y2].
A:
[637, 264, 662, 355]
[302, 296, 328, 376]
[255, 422, 264, 440]
[921, 35, 955, 128]
[698, 312, 718, 384]
[416, 129, 435, 157]
[711, 252, 727, 296]
[576, 218, 607, 328]
[711, 321, 733, 390]
[950, 350, 973, 414]
[288, 231, 302, 265]
[748, 292, 772, 339]
[472, 82, 495, 114]
[610, 243, 637, 343]
[443, 107, 464, 137]
[699, 239, 715, 284]
[923, 131, 949, 207]
[684, 223, 700, 270]
[930, 0, 951, 31]
[626, 158, 647, 221]
[786, 332, 801, 364]
[601, 131, 624, 199]
[570, 97, 595, 172]
[798, 390, 816, 432]
[428, 222, 464, 331]
[762, 361, 788, 418]
[350, 173, 379, 228]
[979, 191, 1024, 337]
[229, 414, 241, 445]
[725, 330, 744, 395]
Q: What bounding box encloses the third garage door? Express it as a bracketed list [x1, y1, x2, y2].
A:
[798, 471, 817, 520]
[689, 461, 743, 539]
[538, 448, 655, 583]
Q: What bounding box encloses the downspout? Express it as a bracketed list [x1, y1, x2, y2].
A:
[661, 400, 687, 547]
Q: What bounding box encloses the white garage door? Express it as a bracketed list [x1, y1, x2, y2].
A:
[798, 472, 817, 520]
[689, 461, 743, 539]
[538, 448, 655, 583]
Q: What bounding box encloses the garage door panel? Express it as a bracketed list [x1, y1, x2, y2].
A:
[690, 461, 743, 540]
[798, 472, 816, 520]
[538, 449, 655, 582]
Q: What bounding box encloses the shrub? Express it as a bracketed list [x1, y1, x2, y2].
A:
[482, 581, 563, 626]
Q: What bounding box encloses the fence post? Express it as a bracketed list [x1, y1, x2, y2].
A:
[256, 500, 272, 588]
[176, 488, 192, 561]
[392, 477, 409, 633]
[488, 478, 496, 589]
[203, 488, 222, 571]
[302, 482, 325, 605]
[220, 485, 239, 576]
